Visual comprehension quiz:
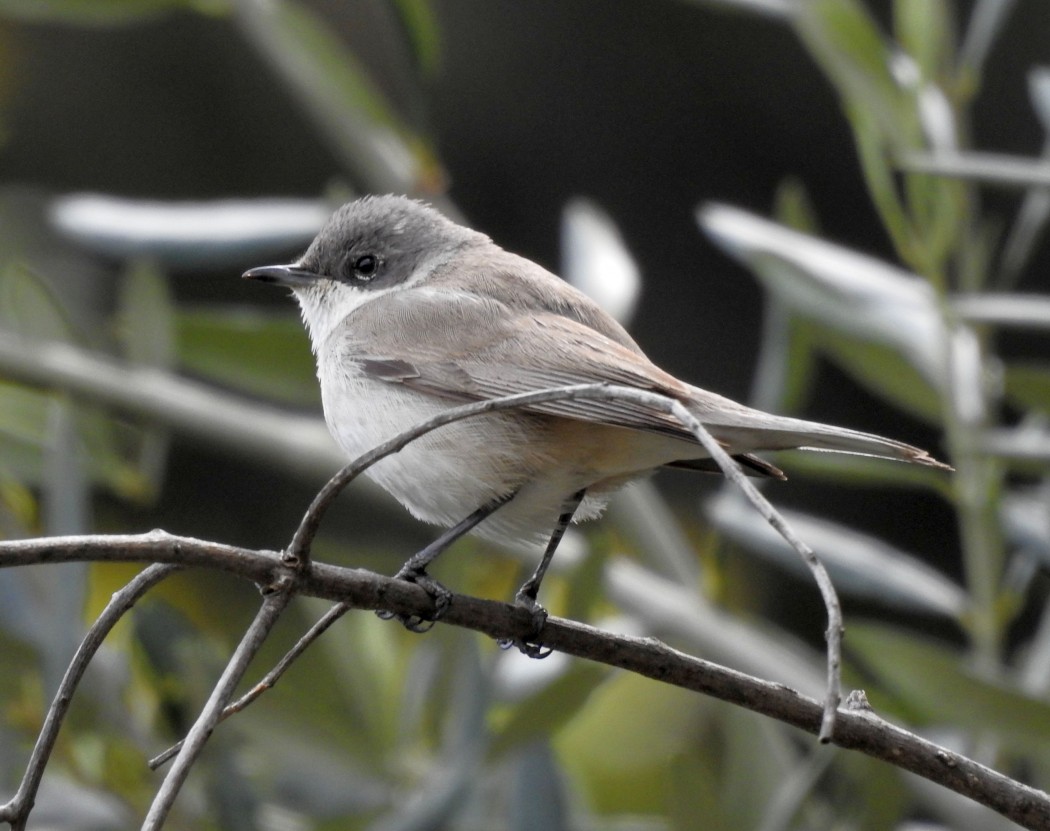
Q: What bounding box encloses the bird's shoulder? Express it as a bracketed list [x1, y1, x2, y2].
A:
[430, 244, 645, 355]
[328, 242, 643, 359]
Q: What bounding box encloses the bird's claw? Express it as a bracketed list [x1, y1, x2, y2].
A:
[376, 567, 452, 632]
[496, 591, 552, 658]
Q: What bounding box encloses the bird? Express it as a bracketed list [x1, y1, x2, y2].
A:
[243, 194, 949, 632]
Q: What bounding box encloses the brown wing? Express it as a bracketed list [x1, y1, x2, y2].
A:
[338, 288, 703, 443]
[336, 289, 791, 479]
[334, 279, 947, 474]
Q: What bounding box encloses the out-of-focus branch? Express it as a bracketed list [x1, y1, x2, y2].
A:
[0, 331, 340, 480]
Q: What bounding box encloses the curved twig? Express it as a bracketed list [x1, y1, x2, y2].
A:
[142, 568, 299, 829]
[148, 600, 352, 770]
[281, 383, 842, 736]
[0, 535, 1048, 828]
[0, 563, 182, 831]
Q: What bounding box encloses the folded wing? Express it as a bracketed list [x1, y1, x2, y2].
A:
[336, 288, 948, 472]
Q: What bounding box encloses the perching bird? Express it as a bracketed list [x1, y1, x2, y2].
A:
[244, 195, 949, 625]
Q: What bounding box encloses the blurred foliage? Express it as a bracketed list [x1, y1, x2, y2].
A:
[175, 308, 319, 406]
[0, 1, 1048, 830]
[0, 0, 227, 25]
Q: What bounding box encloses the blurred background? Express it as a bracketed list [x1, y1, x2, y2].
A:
[1, 0, 1050, 828]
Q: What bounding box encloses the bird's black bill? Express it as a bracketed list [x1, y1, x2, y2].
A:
[242, 264, 320, 287]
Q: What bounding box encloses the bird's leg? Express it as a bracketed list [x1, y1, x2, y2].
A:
[380, 490, 517, 632]
[506, 489, 586, 657]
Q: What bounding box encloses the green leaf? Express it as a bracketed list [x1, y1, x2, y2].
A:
[793, 0, 910, 143]
[847, 623, 1050, 753]
[958, 216, 1000, 293]
[794, 0, 972, 282]
[236, 0, 444, 193]
[0, 267, 164, 502]
[958, 0, 1017, 81]
[117, 260, 175, 368]
[1004, 363, 1050, 414]
[75, 405, 152, 500]
[0, 381, 50, 449]
[116, 261, 176, 497]
[709, 493, 965, 617]
[0, 384, 61, 494]
[175, 307, 319, 406]
[0, 474, 36, 532]
[913, 171, 970, 284]
[506, 743, 572, 831]
[838, 748, 911, 830]
[555, 674, 706, 814]
[0, 383, 146, 499]
[773, 176, 821, 234]
[392, 0, 443, 76]
[894, 0, 956, 84]
[491, 662, 609, 757]
[748, 299, 819, 416]
[848, 107, 916, 265]
[699, 204, 946, 402]
[672, 709, 805, 830]
[814, 327, 943, 424]
[0, 263, 76, 343]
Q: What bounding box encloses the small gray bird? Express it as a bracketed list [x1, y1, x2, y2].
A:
[244, 195, 948, 626]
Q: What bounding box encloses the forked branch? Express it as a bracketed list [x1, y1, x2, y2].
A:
[0, 385, 1040, 829]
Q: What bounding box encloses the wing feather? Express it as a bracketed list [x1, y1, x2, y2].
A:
[340, 290, 700, 442]
[333, 285, 949, 472]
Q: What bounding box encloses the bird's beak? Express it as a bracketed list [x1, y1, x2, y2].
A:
[242, 264, 320, 287]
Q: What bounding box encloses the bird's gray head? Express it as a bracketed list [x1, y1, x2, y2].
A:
[243, 195, 485, 347]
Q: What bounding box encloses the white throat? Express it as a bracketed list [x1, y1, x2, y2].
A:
[292, 247, 457, 351]
[292, 282, 372, 353]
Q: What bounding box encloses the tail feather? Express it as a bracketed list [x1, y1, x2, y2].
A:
[703, 409, 952, 471]
[666, 453, 788, 480]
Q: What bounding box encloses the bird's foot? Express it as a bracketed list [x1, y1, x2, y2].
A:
[376, 566, 452, 633]
[497, 585, 552, 658]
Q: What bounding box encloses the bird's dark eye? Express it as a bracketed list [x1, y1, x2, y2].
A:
[351, 254, 379, 281]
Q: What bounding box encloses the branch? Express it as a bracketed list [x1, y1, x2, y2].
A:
[281, 383, 841, 737]
[0, 331, 340, 481]
[1, 534, 1048, 829]
[143, 573, 297, 829]
[148, 601, 352, 770]
[0, 563, 182, 831]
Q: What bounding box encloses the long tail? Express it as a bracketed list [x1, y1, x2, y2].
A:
[690, 392, 952, 471]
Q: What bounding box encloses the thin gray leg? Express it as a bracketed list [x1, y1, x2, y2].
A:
[506, 489, 586, 657]
[515, 489, 586, 606]
[383, 490, 517, 631]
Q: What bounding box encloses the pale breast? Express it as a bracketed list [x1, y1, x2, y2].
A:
[317, 359, 558, 528]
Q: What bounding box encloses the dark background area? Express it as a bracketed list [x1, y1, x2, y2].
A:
[4, 1, 1046, 384]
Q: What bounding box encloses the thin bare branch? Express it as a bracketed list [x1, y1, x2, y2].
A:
[1, 534, 1048, 827]
[283, 383, 841, 736]
[658, 397, 842, 741]
[148, 601, 352, 770]
[142, 573, 298, 830]
[0, 563, 181, 831]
